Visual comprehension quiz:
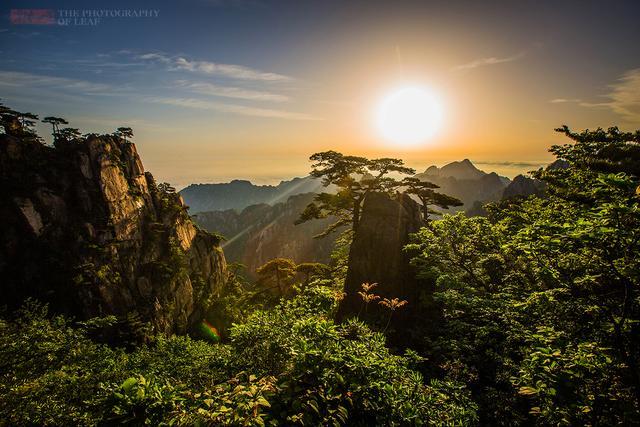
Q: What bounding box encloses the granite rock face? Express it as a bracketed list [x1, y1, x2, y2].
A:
[338, 192, 426, 327]
[0, 134, 227, 335]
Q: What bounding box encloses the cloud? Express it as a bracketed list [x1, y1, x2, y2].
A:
[0, 70, 111, 93]
[452, 52, 525, 71]
[137, 52, 292, 82]
[70, 58, 145, 69]
[579, 68, 640, 123]
[147, 96, 320, 120]
[601, 68, 640, 123]
[550, 98, 582, 104]
[476, 161, 547, 168]
[138, 52, 172, 63]
[176, 80, 290, 102]
[174, 57, 291, 81]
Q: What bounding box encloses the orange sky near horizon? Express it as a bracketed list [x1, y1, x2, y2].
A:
[3, 0, 638, 188]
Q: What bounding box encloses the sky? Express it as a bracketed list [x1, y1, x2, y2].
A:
[1, 0, 640, 187]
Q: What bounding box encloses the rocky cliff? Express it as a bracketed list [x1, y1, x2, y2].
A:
[0, 133, 227, 335]
[194, 192, 339, 275]
[338, 192, 426, 328]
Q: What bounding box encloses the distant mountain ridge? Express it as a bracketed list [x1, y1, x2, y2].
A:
[180, 176, 325, 213]
[181, 159, 517, 218]
[185, 158, 561, 270]
[415, 159, 511, 214]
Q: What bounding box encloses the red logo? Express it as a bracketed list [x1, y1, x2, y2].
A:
[10, 9, 56, 25]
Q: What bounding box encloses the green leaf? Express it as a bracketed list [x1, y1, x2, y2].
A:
[518, 386, 538, 396]
[121, 377, 138, 392]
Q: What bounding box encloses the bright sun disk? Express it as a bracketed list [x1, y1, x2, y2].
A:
[375, 86, 443, 147]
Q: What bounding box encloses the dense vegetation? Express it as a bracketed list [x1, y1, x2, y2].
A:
[0, 290, 475, 425]
[1, 110, 639, 425]
[408, 126, 640, 424]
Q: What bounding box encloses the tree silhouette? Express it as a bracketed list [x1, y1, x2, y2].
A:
[403, 176, 463, 222]
[57, 127, 82, 142]
[157, 182, 176, 194]
[0, 103, 20, 136]
[115, 127, 133, 142]
[0, 101, 16, 117]
[0, 103, 41, 139]
[296, 151, 415, 236]
[18, 112, 38, 130]
[42, 116, 68, 138]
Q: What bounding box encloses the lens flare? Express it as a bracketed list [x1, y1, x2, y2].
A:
[198, 320, 220, 342]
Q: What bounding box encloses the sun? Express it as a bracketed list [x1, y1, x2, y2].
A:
[375, 86, 443, 147]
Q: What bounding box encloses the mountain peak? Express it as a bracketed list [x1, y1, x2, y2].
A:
[423, 159, 486, 180]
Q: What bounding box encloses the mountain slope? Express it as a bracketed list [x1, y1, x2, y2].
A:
[501, 160, 569, 199]
[502, 174, 546, 199]
[193, 192, 339, 274]
[180, 176, 326, 213]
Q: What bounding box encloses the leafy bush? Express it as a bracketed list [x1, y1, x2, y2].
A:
[229, 286, 477, 425]
[408, 127, 640, 425]
[0, 288, 476, 426]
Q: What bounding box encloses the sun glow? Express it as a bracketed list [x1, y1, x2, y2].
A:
[375, 86, 443, 147]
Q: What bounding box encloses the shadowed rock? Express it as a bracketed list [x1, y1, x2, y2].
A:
[0, 133, 227, 335]
[338, 192, 426, 329]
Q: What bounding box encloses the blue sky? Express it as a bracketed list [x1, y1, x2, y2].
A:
[1, 0, 640, 186]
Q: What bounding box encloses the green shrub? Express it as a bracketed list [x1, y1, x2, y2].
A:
[0, 289, 476, 426]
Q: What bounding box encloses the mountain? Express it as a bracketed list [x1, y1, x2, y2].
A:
[0, 132, 227, 335]
[193, 192, 339, 275]
[423, 158, 487, 180]
[180, 176, 326, 213]
[182, 159, 512, 217]
[187, 159, 511, 267]
[501, 160, 569, 200]
[502, 174, 546, 199]
[415, 159, 511, 213]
